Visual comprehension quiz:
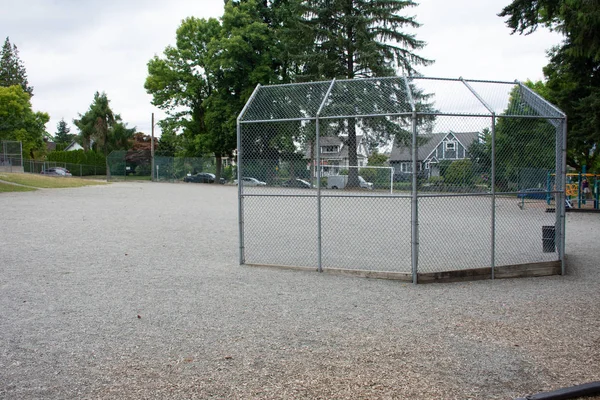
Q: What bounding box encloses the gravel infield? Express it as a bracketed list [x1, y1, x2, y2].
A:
[0, 182, 599, 399]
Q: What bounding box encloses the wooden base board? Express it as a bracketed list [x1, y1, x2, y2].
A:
[244, 261, 563, 284]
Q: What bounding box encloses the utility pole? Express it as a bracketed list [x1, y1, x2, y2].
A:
[151, 112, 155, 181]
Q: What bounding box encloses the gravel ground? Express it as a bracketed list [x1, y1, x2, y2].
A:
[0, 182, 598, 399]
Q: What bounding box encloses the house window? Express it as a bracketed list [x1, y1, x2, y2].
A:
[401, 162, 412, 173]
[445, 141, 456, 150]
[321, 146, 338, 153]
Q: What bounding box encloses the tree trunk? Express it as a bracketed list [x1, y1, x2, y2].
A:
[344, 2, 359, 188]
[215, 154, 222, 183]
[308, 138, 314, 184]
[347, 119, 360, 187]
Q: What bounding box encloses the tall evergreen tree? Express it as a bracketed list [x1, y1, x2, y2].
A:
[74, 92, 135, 177]
[54, 118, 74, 144]
[0, 37, 33, 96]
[297, 0, 432, 186]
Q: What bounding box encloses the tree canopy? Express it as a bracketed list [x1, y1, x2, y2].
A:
[0, 85, 48, 158]
[0, 37, 33, 96]
[499, 0, 600, 170]
[145, 0, 282, 179]
[73, 91, 135, 155]
[54, 118, 75, 144]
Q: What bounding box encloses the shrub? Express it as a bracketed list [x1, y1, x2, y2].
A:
[444, 159, 475, 185]
[135, 164, 151, 176]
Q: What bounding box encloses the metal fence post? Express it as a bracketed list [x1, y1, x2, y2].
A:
[236, 84, 261, 265]
[316, 117, 322, 272]
[315, 79, 336, 274]
[237, 121, 245, 265]
[411, 110, 419, 284]
[559, 118, 567, 274]
[491, 115, 497, 279]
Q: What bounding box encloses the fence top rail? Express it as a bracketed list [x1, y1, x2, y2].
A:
[238, 75, 566, 122]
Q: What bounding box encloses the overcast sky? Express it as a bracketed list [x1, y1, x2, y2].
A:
[0, 0, 563, 138]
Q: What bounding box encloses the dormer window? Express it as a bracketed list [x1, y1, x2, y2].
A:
[321, 146, 338, 153]
[445, 141, 456, 150]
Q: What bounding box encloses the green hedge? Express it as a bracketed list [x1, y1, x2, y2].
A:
[48, 150, 105, 166]
[47, 150, 106, 176]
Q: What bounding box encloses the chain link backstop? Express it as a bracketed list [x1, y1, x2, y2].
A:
[0, 140, 23, 173]
[237, 77, 567, 283]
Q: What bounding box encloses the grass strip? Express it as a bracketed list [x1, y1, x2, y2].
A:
[0, 173, 107, 189]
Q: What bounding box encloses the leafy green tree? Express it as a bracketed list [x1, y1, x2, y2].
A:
[0, 37, 33, 96]
[499, 0, 600, 61]
[146, 0, 282, 180]
[73, 92, 135, 177]
[444, 159, 474, 186]
[499, 0, 600, 170]
[0, 85, 48, 158]
[296, 0, 432, 186]
[54, 118, 75, 144]
[368, 151, 389, 166]
[145, 16, 222, 173]
[466, 83, 555, 190]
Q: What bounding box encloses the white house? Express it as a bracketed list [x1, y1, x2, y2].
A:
[306, 135, 370, 176]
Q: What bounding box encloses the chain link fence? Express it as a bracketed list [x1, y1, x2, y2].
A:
[23, 159, 106, 176]
[107, 151, 234, 183]
[237, 76, 567, 283]
[0, 140, 23, 172]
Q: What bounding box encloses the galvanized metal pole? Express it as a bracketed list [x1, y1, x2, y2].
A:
[237, 122, 244, 265]
[491, 115, 497, 279]
[411, 110, 418, 284]
[151, 113, 155, 182]
[560, 118, 568, 274]
[315, 79, 336, 274]
[236, 84, 262, 266]
[316, 118, 322, 272]
[460, 78, 497, 279]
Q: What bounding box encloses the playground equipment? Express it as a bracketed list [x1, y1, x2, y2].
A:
[545, 172, 599, 210]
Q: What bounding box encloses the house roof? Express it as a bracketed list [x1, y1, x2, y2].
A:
[389, 131, 479, 161]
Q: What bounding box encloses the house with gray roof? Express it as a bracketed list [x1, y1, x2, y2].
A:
[306, 135, 370, 176]
[390, 131, 479, 181]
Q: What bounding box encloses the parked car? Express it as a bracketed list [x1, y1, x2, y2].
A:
[234, 177, 266, 186]
[517, 188, 549, 200]
[184, 172, 225, 184]
[282, 178, 313, 188]
[40, 167, 72, 177]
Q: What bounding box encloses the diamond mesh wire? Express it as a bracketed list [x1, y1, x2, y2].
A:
[495, 196, 558, 266]
[243, 195, 318, 268]
[409, 77, 491, 116]
[418, 195, 492, 272]
[321, 195, 411, 273]
[1, 140, 22, 167]
[320, 77, 413, 118]
[240, 81, 332, 121]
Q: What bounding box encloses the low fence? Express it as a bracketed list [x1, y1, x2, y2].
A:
[106, 151, 234, 182]
[23, 160, 106, 176]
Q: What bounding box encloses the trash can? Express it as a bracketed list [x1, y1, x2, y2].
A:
[542, 225, 556, 253]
